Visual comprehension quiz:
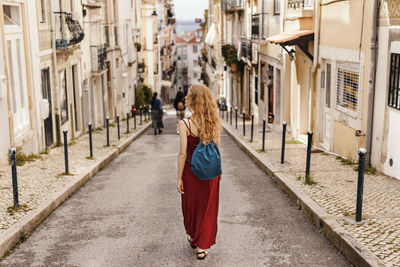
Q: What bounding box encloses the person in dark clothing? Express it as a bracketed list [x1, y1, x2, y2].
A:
[150, 92, 163, 135]
[174, 91, 186, 134]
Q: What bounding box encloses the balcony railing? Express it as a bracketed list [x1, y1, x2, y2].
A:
[240, 37, 252, 62]
[55, 12, 84, 50]
[226, 0, 244, 11]
[91, 45, 107, 73]
[221, 0, 227, 12]
[252, 13, 268, 40]
[287, 0, 313, 10]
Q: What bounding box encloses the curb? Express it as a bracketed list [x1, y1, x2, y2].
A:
[223, 123, 386, 267]
[0, 121, 152, 259]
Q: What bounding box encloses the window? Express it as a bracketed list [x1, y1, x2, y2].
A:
[193, 60, 198, 66]
[4, 4, 30, 133]
[194, 72, 197, 78]
[193, 45, 198, 53]
[388, 53, 400, 110]
[260, 63, 266, 101]
[274, 0, 280, 15]
[336, 63, 359, 113]
[114, 26, 118, 46]
[39, 0, 46, 23]
[3, 4, 21, 26]
[59, 70, 69, 124]
[255, 75, 258, 105]
[105, 26, 110, 46]
[326, 63, 331, 108]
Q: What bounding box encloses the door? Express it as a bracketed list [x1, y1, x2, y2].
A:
[41, 68, 53, 147]
[320, 62, 332, 149]
[267, 65, 274, 123]
[72, 65, 80, 132]
[4, 3, 30, 136]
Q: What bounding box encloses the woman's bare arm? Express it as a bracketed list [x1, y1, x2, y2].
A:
[177, 120, 188, 193]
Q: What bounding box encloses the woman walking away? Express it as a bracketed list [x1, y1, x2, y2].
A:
[174, 91, 186, 134]
[150, 92, 164, 135]
[177, 84, 222, 260]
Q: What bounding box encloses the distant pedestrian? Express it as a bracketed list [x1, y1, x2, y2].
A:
[174, 91, 186, 134]
[177, 84, 221, 260]
[150, 92, 163, 135]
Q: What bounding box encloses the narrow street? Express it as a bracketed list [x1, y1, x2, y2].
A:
[0, 115, 349, 266]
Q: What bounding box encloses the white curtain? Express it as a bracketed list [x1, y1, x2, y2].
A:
[205, 23, 217, 46]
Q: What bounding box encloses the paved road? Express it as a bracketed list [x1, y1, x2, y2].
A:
[0, 114, 349, 266]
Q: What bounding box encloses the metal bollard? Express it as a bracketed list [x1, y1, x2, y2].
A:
[106, 117, 110, 146]
[243, 111, 246, 136]
[226, 106, 228, 122]
[235, 107, 238, 129]
[117, 115, 120, 140]
[140, 106, 143, 125]
[250, 113, 254, 142]
[133, 111, 137, 129]
[305, 131, 313, 183]
[88, 123, 93, 157]
[148, 105, 151, 121]
[126, 113, 130, 133]
[63, 130, 69, 174]
[9, 148, 19, 208]
[356, 148, 367, 222]
[262, 118, 266, 152]
[281, 122, 287, 164]
[230, 106, 233, 125]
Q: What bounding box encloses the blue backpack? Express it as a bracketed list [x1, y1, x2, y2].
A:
[183, 119, 222, 180]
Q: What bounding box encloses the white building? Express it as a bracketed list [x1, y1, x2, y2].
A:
[175, 30, 203, 95]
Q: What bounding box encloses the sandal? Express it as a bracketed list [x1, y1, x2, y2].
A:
[187, 236, 197, 249]
[197, 250, 208, 260]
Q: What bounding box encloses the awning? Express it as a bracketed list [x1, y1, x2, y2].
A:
[266, 30, 314, 61]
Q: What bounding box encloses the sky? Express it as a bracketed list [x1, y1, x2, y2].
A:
[173, 0, 208, 22]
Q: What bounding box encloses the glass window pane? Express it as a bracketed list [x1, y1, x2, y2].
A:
[16, 39, 25, 108]
[7, 40, 17, 113]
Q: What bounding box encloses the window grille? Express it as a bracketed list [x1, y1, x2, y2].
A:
[388, 53, 400, 110]
[336, 63, 359, 113]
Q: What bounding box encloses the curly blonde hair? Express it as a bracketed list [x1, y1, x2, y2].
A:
[186, 84, 221, 144]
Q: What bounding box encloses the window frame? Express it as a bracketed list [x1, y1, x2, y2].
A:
[388, 52, 400, 110]
[335, 62, 361, 118]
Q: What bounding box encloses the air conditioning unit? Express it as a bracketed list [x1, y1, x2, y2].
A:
[56, 39, 68, 50]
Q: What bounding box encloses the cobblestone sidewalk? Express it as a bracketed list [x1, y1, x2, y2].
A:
[0, 116, 150, 234]
[221, 115, 400, 267]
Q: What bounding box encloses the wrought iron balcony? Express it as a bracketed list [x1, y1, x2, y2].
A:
[221, 0, 228, 12]
[251, 13, 268, 40]
[55, 12, 84, 50]
[91, 45, 107, 73]
[225, 0, 243, 11]
[240, 37, 252, 62]
[288, 0, 313, 9]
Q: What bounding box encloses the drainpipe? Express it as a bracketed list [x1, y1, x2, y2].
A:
[309, 0, 321, 136]
[50, 0, 62, 146]
[365, 0, 379, 166]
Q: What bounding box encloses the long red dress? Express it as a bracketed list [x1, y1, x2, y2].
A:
[181, 119, 220, 250]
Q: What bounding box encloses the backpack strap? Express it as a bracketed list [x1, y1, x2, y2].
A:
[181, 119, 192, 164]
[182, 118, 196, 137]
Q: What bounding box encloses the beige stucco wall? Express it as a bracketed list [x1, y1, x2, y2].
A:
[333, 120, 361, 159]
[316, 0, 372, 160]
